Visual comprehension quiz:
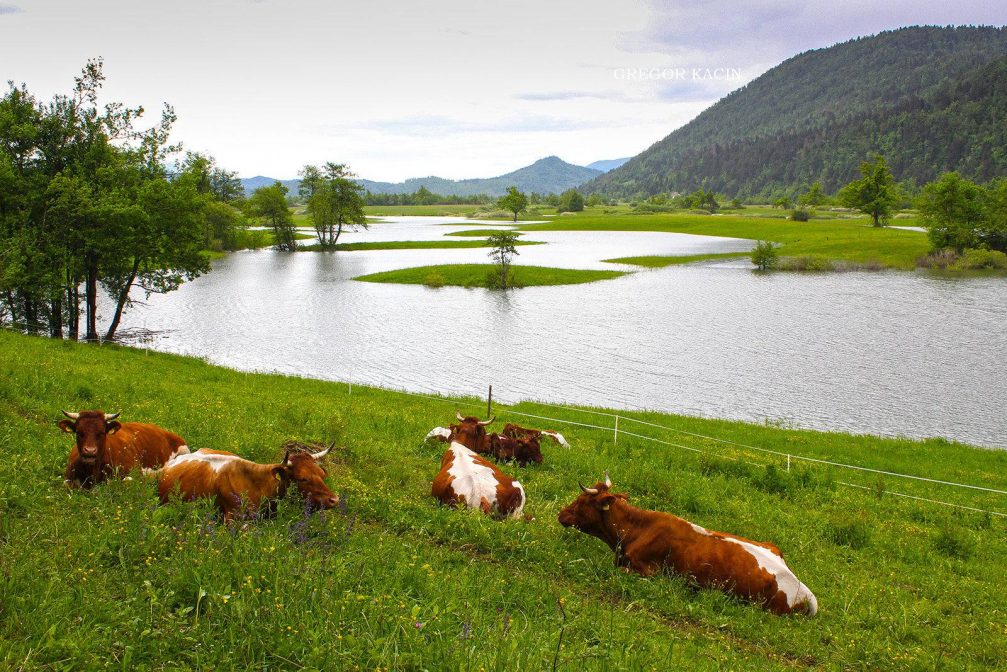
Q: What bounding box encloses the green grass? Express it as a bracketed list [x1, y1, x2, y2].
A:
[444, 229, 523, 237]
[605, 253, 749, 267]
[520, 211, 931, 270]
[297, 239, 542, 252]
[353, 264, 627, 288]
[1, 331, 1006, 670]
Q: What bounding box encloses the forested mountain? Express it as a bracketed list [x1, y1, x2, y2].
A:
[586, 26, 1007, 198]
[241, 156, 600, 198]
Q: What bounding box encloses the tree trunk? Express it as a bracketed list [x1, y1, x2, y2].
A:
[49, 297, 63, 339]
[105, 257, 139, 342]
[67, 279, 80, 341]
[513, 211, 518, 222]
[85, 254, 99, 343]
[23, 297, 38, 334]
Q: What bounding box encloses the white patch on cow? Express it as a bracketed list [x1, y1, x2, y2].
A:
[719, 536, 817, 614]
[425, 427, 452, 441]
[174, 445, 191, 457]
[510, 481, 526, 519]
[446, 442, 503, 512]
[541, 430, 570, 448]
[687, 521, 816, 614]
[165, 449, 241, 472]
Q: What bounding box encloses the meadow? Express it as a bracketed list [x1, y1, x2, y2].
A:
[354, 264, 626, 289]
[1, 331, 1005, 670]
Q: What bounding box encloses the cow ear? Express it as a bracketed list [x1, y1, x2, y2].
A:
[272, 465, 287, 481]
[106, 421, 122, 435]
[595, 493, 616, 511]
[58, 420, 76, 434]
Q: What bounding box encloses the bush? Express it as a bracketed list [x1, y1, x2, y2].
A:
[422, 271, 445, 288]
[790, 208, 811, 222]
[823, 518, 872, 549]
[916, 248, 958, 269]
[953, 248, 1007, 270]
[750, 240, 779, 270]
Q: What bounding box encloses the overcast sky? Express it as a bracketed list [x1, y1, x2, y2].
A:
[2, 1, 1006, 181]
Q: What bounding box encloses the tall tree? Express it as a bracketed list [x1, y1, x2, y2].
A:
[838, 155, 899, 227]
[917, 172, 1003, 252]
[486, 230, 520, 289]
[497, 186, 528, 222]
[302, 162, 367, 247]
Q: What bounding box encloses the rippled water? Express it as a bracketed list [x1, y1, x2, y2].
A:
[120, 217, 1007, 448]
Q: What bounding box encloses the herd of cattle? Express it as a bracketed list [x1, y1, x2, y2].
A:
[58, 409, 818, 616]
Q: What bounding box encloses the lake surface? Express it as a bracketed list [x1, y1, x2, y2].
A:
[120, 217, 1007, 448]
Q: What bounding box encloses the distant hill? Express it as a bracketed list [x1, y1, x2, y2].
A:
[585, 26, 1007, 198]
[241, 156, 601, 199]
[586, 158, 631, 172]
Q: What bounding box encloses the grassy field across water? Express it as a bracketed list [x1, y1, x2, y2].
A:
[1, 331, 1005, 670]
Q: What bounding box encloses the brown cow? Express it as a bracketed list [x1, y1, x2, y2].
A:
[59, 410, 189, 488]
[431, 442, 525, 519]
[156, 446, 339, 521]
[425, 414, 542, 465]
[558, 473, 818, 615]
[502, 423, 570, 448]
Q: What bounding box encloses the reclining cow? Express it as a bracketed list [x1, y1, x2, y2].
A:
[156, 445, 339, 521]
[425, 413, 542, 465]
[431, 441, 525, 519]
[502, 422, 570, 449]
[59, 410, 189, 488]
[558, 473, 817, 615]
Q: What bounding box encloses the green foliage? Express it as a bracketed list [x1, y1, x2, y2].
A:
[823, 518, 873, 550]
[301, 163, 368, 247]
[955, 248, 1007, 270]
[838, 155, 899, 227]
[918, 172, 1007, 252]
[355, 264, 625, 288]
[799, 182, 827, 207]
[246, 182, 297, 251]
[486, 230, 521, 289]
[557, 189, 585, 213]
[586, 28, 1007, 198]
[790, 208, 811, 222]
[422, 270, 445, 288]
[772, 196, 792, 210]
[934, 528, 976, 560]
[777, 256, 835, 271]
[750, 240, 779, 270]
[497, 186, 529, 222]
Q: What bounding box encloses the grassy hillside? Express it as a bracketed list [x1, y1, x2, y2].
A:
[587, 26, 1007, 198]
[1, 332, 1005, 670]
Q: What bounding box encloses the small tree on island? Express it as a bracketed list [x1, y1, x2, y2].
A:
[486, 230, 520, 289]
[302, 162, 368, 247]
[558, 189, 585, 213]
[838, 155, 899, 227]
[497, 186, 528, 222]
[751, 240, 779, 270]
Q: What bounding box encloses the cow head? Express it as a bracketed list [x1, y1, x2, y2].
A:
[451, 412, 494, 451]
[516, 435, 543, 465]
[558, 472, 628, 535]
[59, 410, 121, 463]
[274, 444, 340, 512]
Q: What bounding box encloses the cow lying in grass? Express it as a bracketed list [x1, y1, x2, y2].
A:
[424, 414, 546, 465]
[156, 445, 339, 521]
[558, 473, 817, 616]
[431, 442, 525, 519]
[59, 410, 188, 488]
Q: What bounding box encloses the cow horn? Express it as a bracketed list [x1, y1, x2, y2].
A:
[478, 416, 495, 426]
[281, 450, 290, 466]
[456, 411, 465, 422]
[104, 412, 120, 422]
[604, 471, 612, 488]
[311, 442, 334, 460]
[579, 481, 598, 495]
[61, 410, 80, 420]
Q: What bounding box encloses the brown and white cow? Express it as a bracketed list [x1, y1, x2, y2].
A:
[59, 410, 189, 488]
[156, 446, 339, 521]
[431, 442, 525, 519]
[425, 414, 543, 465]
[502, 422, 570, 449]
[558, 474, 817, 616]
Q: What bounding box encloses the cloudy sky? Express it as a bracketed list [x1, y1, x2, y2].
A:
[2, 0, 1006, 181]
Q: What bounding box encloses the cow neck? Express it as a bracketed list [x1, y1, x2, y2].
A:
[248, 461, 286, 498]
[600, 498, 656, 550]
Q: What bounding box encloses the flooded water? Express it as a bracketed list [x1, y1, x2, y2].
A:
[119, 217, 1007, 448]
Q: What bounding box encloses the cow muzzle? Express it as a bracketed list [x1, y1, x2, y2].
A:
[80, 446, 99, 460]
